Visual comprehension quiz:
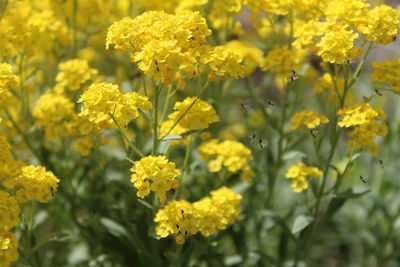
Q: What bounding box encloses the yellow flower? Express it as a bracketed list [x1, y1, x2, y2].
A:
[324, 0, 369, 24]
[56, 59, 98, 91]
[106, 11, 211, 82]
[168, 97, 219, 130]
[348, 122, 388, 154]
[316, 22, 360, 64]
[0, 191, 20, 230]
[33, 91, 76, 140]
[263, 48, 304, 74]
[0, 63, 17, 109]
[226, 40, 263, 77]
[289, 110, 329, 130]
[130, 156, 180, 203]
[78, 82, 152, 129]
[198, 139, 254, 182]
[371, 59, 400, 94]
[203, 46, 245, 79]
[0, 232, 19, 266]
[285, 163, 323, 193]
[338, 103, 386, 128]
[154, 187, 241, 243]
[9, 165, 60, 203]
[0, 63, 17, 90]
[356, 5, 399, 45]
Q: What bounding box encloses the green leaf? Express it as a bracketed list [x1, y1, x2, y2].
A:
[282, 151, 306, 161]
[136, 199, 154, 210]
[161, 135, 183, 141]
[292, 215, 313, 234]
[334, 189, 371, 199]
[100, 217, 130, 239]
[264, 211, 297, 242]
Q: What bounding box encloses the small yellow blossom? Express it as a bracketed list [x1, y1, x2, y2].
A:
[0, 232, 19, 267]
[285, 163, 323, 193]
[154, 187, 241, 243]
[168, 97, 219, 130]
[338, 103, 386, 128]
[0, 191, 20, 230]
[106, 11, 211, 82]
[78, 82, 152, 129]
[8, 165, 60, 203]
[226, 40, 263, 77]
[203, 46, 245, 79]
[33, 91, 76, 140]
[289, 110, 329, 130]
[198, 139, 254, 182]
[130, 156, 180, 203]
[371, 59, 400, 94]
[316, 22, 360, 64]
[348, 122, 388, 154]
[356, 5, 399, 45]
[56, 59, 98, 91]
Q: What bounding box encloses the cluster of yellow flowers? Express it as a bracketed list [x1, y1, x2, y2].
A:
[0, 122, 59, 266]
[130, 156, 180, 203]
[285, 163, 323, 192]
[372, 59, 400, 94]
[0, 58, 61, 265]
[293, 0, 399, 64]
[55, 59, 98, 91]
[289, 110, 329, 130]
[106, 11, 245, 83]
[154, 187, 241, 244]
[0, 63, 17, 109]
[338, 103, 388, 154]
[198, 139, 255, 182]
[78, 82, 152, 129]
[168, 97, 219, 131]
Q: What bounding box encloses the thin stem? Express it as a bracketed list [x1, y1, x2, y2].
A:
[160, 81, 209, 140]
[5, 109, 43, 164]
[152, 82, 161, 155]
[109, 113, 145, 158]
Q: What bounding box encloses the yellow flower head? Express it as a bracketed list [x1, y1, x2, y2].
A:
[8, 166, 60, 203]
[244, 0, 293, 16]
[0, 63, 17, 109]
[263, 48, 304, 74]
[324, 0, 369, 24]
[356, 5, 399, 45]
[33, 91, 76, 140]
[285, 163, 323, 193]
[226, 40, 264, 77]
[203, 46, 245, 79]
[0, 191, 20, 230]
[154, 187, 241, 243]
[106, 11, 211, 82]
[0, 232, 19, 266]
[130, 156, 181, 203]
[348, 122, 388, 154]
[78, 82, 152, 129]
[168, 97, 219, 130]
[198, 139, 254, 182]
[338, 103, 386, 128]
[0, 63, 17, 90]
[56, 59, 98, 91]
[316, 22, 360, 64]
[371, 59, 400, 94]
[289, 110, 329, 130]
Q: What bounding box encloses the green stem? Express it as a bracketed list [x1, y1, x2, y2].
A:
[109, 113, 145, 158]
[5, 109, 43, 164]
[152, 83, 161, 155]
[160, 81, 209, 140]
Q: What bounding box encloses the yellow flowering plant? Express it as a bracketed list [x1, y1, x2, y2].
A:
[0, 0, 399, 266]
